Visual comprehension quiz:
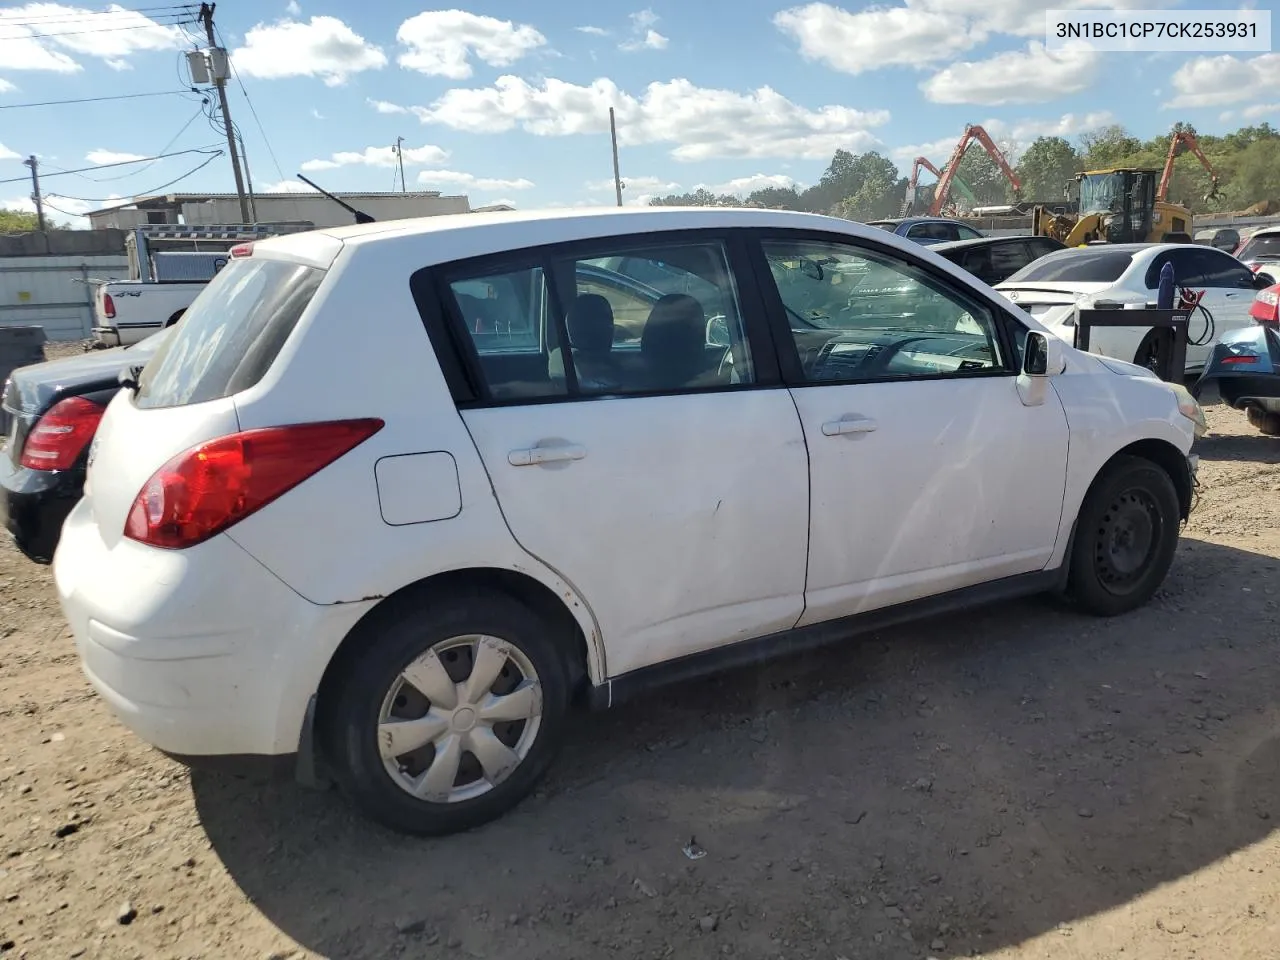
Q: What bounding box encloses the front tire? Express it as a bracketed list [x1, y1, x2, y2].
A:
[323, 590, 572, 836]
[1067, 455, 1181, 617]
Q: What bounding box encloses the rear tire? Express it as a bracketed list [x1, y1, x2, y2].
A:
[323, 589, 572, 836]
[1246, 406, 1280, 436]
[1067, 455, 1181, 617]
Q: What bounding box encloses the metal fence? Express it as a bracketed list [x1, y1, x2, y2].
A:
[0, 255, 129, 341]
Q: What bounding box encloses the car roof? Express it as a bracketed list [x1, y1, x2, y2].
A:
[869, 216, 970, 227]
[255, 206, 922, 262]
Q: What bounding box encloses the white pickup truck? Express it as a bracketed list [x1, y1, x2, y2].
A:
[92, 277, 210, 346]
[89, 223, 315, 346]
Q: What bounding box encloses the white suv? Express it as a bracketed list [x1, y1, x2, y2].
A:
[53, 208, 1204, 836]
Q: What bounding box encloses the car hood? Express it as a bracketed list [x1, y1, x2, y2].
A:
[1094, 354, 1160, 379]
[4, 331, 168, 415]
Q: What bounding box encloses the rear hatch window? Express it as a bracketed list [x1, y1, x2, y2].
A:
[1005, 249, 1133, 284]
[1239, 234, 1280, 262]
[134, 258, 324, 409]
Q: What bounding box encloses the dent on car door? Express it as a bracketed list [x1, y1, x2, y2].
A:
[752, 232, 1071, 625]
[437, 233, 810, 678]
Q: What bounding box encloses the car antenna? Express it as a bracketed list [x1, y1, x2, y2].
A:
[295, 174, 377, 224]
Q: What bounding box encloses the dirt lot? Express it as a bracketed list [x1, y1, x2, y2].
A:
[3, 387, 1280, 960]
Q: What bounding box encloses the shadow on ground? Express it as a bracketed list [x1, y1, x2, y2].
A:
[192, 538, 1280, 960]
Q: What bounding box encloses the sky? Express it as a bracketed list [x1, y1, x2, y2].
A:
[0, 0, 1277, 227]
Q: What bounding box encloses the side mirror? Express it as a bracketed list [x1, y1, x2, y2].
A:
[1023, 331, 1050, 376]
[1253, 272, 1275, 291]
[705, 315, 731, 348]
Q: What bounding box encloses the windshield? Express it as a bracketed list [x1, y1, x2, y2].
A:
[1239, 234, 1280, 261]
[1005, 249, 1134, 284]
[1078, 172, 1123, 216]
[135, 257, 324, 408]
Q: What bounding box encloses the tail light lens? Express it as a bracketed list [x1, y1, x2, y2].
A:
[123, 418, 383, 549]
[102, 293, 116, 319]
[19, 397, 105, 471]
[1252, 289, 1280, 325]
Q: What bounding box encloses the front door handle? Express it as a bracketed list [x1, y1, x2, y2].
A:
[508, 443, 587, 466]
[821, 417, 878, 437]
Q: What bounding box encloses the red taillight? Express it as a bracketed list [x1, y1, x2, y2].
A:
[123, 419, 383, 549]
[1220, 355, 1260, 364]
[229, 243, 254, 258]
[1252, 289, 1280, 325]
[102, 293, 116, 319]
[19, 397, 105, 471]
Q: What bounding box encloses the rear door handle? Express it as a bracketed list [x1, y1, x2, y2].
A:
[508, 443, 586, 466]
[821, 417, 878, 437]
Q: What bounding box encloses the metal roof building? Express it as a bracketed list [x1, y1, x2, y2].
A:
[86, 190, 471, 231]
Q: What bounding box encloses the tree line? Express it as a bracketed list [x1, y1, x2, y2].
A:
[649, 122, 1280, 219]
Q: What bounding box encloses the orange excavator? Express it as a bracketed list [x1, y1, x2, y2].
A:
[900, 156, 981, 216]
[929, 124, 1022, 216]
[1158, 125, 1221, 203]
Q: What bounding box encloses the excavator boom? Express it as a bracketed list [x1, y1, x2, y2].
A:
[1158, 128, 1221, 203]
[930, 125, 1023, 217]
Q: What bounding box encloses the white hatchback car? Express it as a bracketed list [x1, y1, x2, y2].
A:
[54, 208, 1205, 836]
[997, 242, 1274, 374]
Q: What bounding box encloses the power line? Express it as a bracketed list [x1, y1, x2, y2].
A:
[0, 18, 197, 42]
[0, 148, 221, 184]
[0, 4, 195, 24]
[216, 24, 285, 181]
[0, 90, 195, 111]
[44, 152, 223, 202]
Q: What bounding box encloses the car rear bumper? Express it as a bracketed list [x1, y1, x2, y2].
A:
[0, 455, 78, 564]
[91, 327, 121, 347]
[53, 498, 376, 760]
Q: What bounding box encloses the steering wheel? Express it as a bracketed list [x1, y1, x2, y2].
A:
[854, 335, 939, 375]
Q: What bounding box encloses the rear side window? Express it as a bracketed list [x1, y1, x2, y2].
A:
[1006, 249, 1133, 283]
[135, 258, 324, 409]
[1238, 233, 1280, 261]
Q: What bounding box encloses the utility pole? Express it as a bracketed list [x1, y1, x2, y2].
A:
[23, 155, 46, 231]
[199, 2, 250, 221]
[395, 137, 407, 193]
[609, 107, 623, 207]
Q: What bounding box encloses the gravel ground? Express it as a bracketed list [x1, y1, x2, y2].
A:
[2, 396, 1280, 960]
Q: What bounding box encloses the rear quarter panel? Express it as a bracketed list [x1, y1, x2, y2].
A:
[222, 241, 608, 682]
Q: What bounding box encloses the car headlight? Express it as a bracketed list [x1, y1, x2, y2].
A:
[1169, 382, 1208, 438]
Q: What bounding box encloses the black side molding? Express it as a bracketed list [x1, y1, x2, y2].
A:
[590, 567, 1063, 710]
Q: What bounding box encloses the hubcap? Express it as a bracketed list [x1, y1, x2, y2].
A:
[1094, 487, 1161, 594]
[377, 635, 543, 804]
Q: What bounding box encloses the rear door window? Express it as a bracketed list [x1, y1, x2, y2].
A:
[134, 257, 324, 409]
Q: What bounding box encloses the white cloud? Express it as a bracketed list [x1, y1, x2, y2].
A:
[286, 0, 301, 13]
[368, 98, 408, 115]
[416, 76, 890, 161]
[0, 142, 19, 161]
[0, 3, 183, 72]
[921, 42, 1099, 105]
[0, 78, 15, 93]
[586, 175, 680, 193]
[311, 108, 325, 120]
[396, 11, 545, 79]
[301, 143, 449, 171]
[774, 2, 973, 74]
[619, 9, 668, 52]
[86, 148, 148, 165]
[712, 173, 797, 195]
[418, 170, 535, 191]
[773, 0, 1163, 74]
[1242, 102, 1280, 120]
[263, 179, 317, 193]
[232, 16, 387, 86]
[576, 25, 609, 36]
[1165, 54, 1280, 108]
